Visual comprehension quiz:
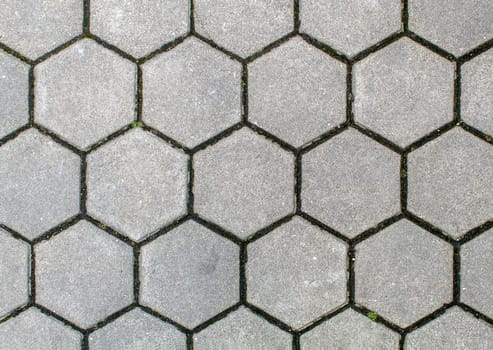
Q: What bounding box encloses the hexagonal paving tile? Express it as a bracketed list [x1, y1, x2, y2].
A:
[193, 307, 292, 349]
[0, 0, 82, 59]
[408, 128, 493, 238]
[300, 0, 401, 57]
[461, 229, 493, 319]
[301, 309, 400, 349]
[0, 50, 29, 138]
[140, 220, 239, 328]
[90, 0, 189, 58]
[0, 129, 80, 240]
[461, 48, 493, 136]
[302, 128, 400, 238]
[353, 38, 454, 147]
[194, 128, 295, 239]
[87, 128, 188, 241]
[405, 307, 493, 349]
[247, 217, 347, 329]
[409, 0, 493, 56]
[0, 229, 29, 318]
[0, 308, 82, 350]
[249, 37, 346, 147]
[194, 0, 293, 57]
[34, 39, 135, 150]
[142, 37, 241, 148]
[35, 220, 133, 328]
[355, 219, 453, 327]
[89, 308, 186, 350]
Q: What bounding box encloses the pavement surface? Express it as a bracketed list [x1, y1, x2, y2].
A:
[0, 0, 492, 349]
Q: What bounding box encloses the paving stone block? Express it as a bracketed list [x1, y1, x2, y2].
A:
[0, 51, 29, 138]
[89, 308, 186, 350]
[353, 38, 454, 147]
[90, 0, 189, 58]
[194, 0, 293, 57]
[194, 128, 295, 239]
[35, 220, 133, 328]
[405, 307, 493, 349]
[0, 308, 82, 350]
[461, 229, 493, 319]
[355, 219, 453, 327]
[87, 128, 188, 241]
[408, 128, 493, 238]
[249, 37, 346, 147]
[0, 129, 80, 239]
[409, 0, 493, 56]
[0, 0, 82, 59]
[300, 0, 401, 57]
[301, 309, 400, 349]
[143, 37, 241, 148]
[247, 216, 347, 329]
[35, 39, 135, 150]
[140, 220, 239, 328]
[0, 229, 29, 318]
[302, 128, 400, 238]
[461, 48, 493, 136]
[193, 307, 292, 349]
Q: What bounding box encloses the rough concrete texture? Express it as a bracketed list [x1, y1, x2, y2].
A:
[0, 129, 80, 240]
[353, 37, 454, 147]
[35, 39, 135, 150]
[90, 0, 189, 58]
[194, 0, 293, 57]
[247, 216, 347, 329]
[87, 128, 188, 241]
[302, 128, 400, 238]
[355, 219, 453, 327]
[140, 220, 239, 328]
[143, 37, 241, 148]
[35, 220, 133, 328]
[89, 308, 186, 350]
[301, 309, 400, 349]
[408, 128, 493, 238]
[249, 37, 346, 147]
[194, 128, 295, 239]
[193, 307, 292, 349]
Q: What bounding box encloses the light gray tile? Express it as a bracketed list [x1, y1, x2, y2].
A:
[89, 308, 186, 350]
[302, 128, 400, 238]
[35, 220, 133, 328]
[409, 0, 493, 56]
[461, 48, 493, 136]
[194, 307, 291, 350]
[0, 129, 80, 239]
[90, 0, 189, 58]
[249, 37, 346, 147]
[0, 51, 29, 138]
[194, 128, 295, 239]
[194, 0, 293, 57]
[461, 229, 493, 319]
[405, 307, 493, 349]
[0, 0, 82, 59]
[355, 219, 453, 327]
[247, 216, 347, 329]
[301, 309, 400, 350]
[87, 128, 188, 241]
[35, 39, 135, 150]
[300, 0, 401, 57]
[0, 229, 29, 318]
[142, 37, 241, 148]
[354, 38, 454, 147]
[408, 128, 493, 238]
[0, 308, 82, 350]
[140, 220, 239, 328]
